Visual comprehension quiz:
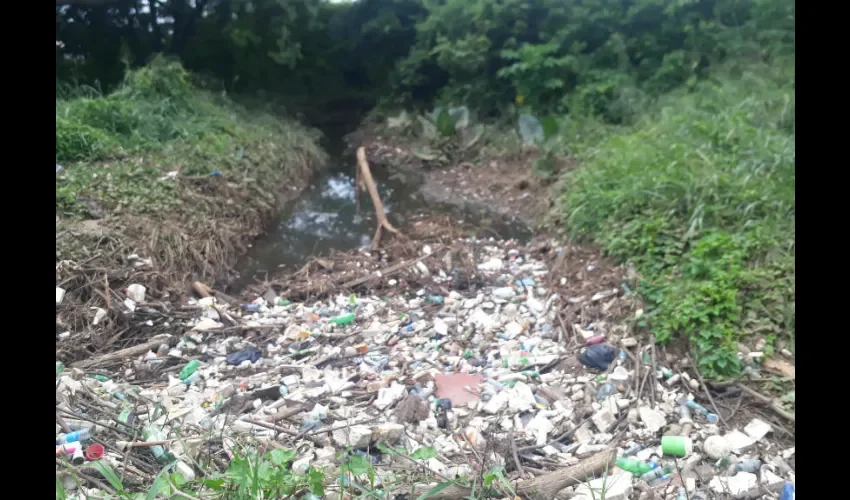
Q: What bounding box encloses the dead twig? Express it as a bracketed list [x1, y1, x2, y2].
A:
[736, 383, 796, 423]
[686, 353, 730, 429]
[71, 335, 173, 369]
[509, 426, 527, 479]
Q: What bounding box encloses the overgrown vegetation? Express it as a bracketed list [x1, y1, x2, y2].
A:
[57, 443, 520, 500]
[55, 57, 326, 308]
[56, 0, 794, 376]
[559, 56, 795, 377]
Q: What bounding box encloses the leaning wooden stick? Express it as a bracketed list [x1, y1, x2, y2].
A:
[356, 146, 405, 249]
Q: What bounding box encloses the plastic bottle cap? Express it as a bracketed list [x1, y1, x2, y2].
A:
[85, 443, 105, 461]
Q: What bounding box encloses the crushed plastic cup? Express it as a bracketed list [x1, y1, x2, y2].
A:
[85, 443, 105, 461]
[126, 284, 146, 302]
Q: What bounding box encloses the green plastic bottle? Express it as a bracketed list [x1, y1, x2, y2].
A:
[56, 361, 64, 377]
[142, 426, 177, 464]
[329, 312, 356, 325]
[179, 360, 201, 380]
[616, 457, 655, 475]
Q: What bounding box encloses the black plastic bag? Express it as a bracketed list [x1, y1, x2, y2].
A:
[579, 343, 617, 370]
[226, 347, 263, 365]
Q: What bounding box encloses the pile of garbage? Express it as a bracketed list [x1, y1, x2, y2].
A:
[55, 238, 795, 499]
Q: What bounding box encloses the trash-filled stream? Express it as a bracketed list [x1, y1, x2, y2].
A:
[233, 155, 532, 288]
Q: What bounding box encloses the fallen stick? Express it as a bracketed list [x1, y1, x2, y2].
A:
[649, 336, 657, 408]
[409, 448, 616, 500]
[687, 353, 730, 429]
[509, 425, 527, 479]
[356, 146, 405, 249]
[338, 246, 445, 290]
[192, 281, 239, 305]
[72, 335, 173, 368]
[736, 383, 796, 423]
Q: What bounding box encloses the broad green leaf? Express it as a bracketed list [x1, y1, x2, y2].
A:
[436, 109, 457, 137]
[416, 480, 458, 500]
[56, 477, 66, 500]
[343, 454, 372, 476]
[202, 478, 225, 490]
[309, 468, 326, 497]
[541, 116, 559, 139]
[93, 460, 124, 492]
[409, 446, 438, 461]
[268, 448, 297, 466]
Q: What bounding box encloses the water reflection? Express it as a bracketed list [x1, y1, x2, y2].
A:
[233, 162, 530, 287]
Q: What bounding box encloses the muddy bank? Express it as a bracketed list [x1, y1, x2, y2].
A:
[343, 120, 561, 229]
[56, 124, 327, 364]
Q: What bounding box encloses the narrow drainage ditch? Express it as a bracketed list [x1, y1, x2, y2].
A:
[232, 113, 532, 289]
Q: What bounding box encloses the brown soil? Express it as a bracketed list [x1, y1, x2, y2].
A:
[345, 126, 559, 227]
[56, 160, 322, 364]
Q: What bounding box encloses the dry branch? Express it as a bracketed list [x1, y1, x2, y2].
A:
[71, 335, 173, 369]
[409, 448, 616, 500]
[356, 146, 405, 249]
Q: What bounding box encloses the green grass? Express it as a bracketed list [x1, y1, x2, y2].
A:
[56, 56, 326, 220]
[559, 57, 795, 377]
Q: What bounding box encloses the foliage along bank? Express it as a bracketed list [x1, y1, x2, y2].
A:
[56, 58, 327, 287]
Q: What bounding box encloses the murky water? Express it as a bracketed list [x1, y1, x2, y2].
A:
[233, 157, 531, 287]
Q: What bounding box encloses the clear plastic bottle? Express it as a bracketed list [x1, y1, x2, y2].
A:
[142, 426, 176, 464]
[641, 467, 671, 482]
[56, 428, 92, 445]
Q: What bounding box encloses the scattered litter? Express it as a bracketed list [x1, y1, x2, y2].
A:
[54, 239, 794, 498]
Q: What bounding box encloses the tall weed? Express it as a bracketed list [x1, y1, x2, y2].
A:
[561, 58, 795, 377]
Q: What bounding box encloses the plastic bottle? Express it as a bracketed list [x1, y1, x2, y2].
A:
[64, 420, 94, 432]
[142, 426, 176, 464]
[730, 459, 762, 474]
[676, 486, 688, 500]
[56, 361, 65, 377]
[616, 457, 655, 475]
[640, 467, 671, 482]
[596, 383, 619, 401]
[179, 360, 201, 380]
[779, 482, 795, 500]
[685, 400, 719, 423]
[183, 371, 201, 385]
[623, 444, 643, 456]
[329, 312, 356, 325]
[647, 473, 673, 486]
[57, 428, 92, 445]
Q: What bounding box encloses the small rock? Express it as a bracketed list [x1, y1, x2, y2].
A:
[704, 435, 732, 460]
[482, 391, 509, 414]
[332, 425, 372, 448]
[372, 423, 405, 444]
[433, 318, 448, 335]
[638, 406, 666, 433]
[591, 409, 617, 433]
[292, 454, 312, 474]
[743, 418, 772, 441]
[724, 430, 756, 453]
[620, 337, 637, 348]
[709, 472, 758, 496]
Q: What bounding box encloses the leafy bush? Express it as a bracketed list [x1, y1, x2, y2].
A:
[561, 59, 795, 377]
